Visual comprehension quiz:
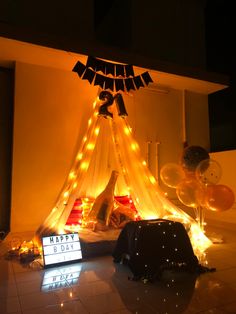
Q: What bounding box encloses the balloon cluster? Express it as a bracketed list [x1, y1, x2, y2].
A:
[160, 146, 235, 212]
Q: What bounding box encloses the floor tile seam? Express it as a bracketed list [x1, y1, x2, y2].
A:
[12, 268, 38, 274]
[14, 276, 43, 286]
[215, 280, 236, 291]
[0, 278, 16, 286]
[214, 299, 236, 311]
[107, 282, 143, 292]
[200, 292, 236, 309]
[195, 299, 236, 313]
[73, 280, 114, 290]
[17, 288, 71, 300]
[212, 268, 236, 276]
[74, 288, 118, 299]
[68, 293, 92, 313]
[0, 295, 20, 301]
[211, 266, 236, 272]
[18, 295, 83, 312]
[9, 259, 19, 288]
[11, 263, 32, 313]
[215, 265, 236, 270]
[137, 297, 169, 313]
[186, 303, 222, 314]
[14, 278, 115, 297]
[78, 289, 125, 302]
[73, 277, 119, 290]
[13, 268, 26, 314]
[77, 278, 111, 285]
[102, 306, 131, 314]
[86, 302, 128, 314]
[55, 294, 82, 305]
[18, 301, 69, 312]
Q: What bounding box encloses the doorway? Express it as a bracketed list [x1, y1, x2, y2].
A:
[0, 67, 14, 239]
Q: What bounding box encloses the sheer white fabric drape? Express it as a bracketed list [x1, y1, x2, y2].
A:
[35, 98, 211, 252]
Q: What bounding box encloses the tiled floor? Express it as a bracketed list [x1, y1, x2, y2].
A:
[1, 224, 236, 314]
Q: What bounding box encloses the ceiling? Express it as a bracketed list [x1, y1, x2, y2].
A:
[0, 36, 228, 95]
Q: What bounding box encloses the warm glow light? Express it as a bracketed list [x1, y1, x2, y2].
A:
[80, 161, 89, 170]
[87, 143, 95, 150]
[189, 224, 212, 255]
[131, 143, 137, 151]
[149, 176, 156, 184]
[69, 171, 76, 180]
[58, 227, 65, 234]
[124, 126, 130, 135]
[77, 153, 83, 160]
[145, 214, 158, 220]
[121, 190, 130, 196]
[35, 95, 212, 258]
[94, 127, 100, 136]
[20, 246, 29, 253]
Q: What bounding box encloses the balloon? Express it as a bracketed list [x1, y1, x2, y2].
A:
[98, 90, 114, 118]
[114, 93, 128, 117]
[196, 159, 222, 185]
[176, 178, 205, 208]
[181, 146, 209, 172]
[183, 168, 198, 180]
[160, 163, 185, 188]
[204, 184, 235, 212]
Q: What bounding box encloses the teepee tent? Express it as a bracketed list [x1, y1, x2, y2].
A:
[35, 91, 211, 253]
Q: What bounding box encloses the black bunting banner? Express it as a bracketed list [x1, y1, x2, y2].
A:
[85, 56, 134, 77]
[72, 61, 86, 77]
[82, 68, 96, 84]
[141, 71, 153, 85]
[72, 57, 153, 92]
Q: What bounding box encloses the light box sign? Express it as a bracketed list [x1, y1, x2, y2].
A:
[42, 233, 82, 267]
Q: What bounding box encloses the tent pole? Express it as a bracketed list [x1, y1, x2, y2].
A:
[146, 140, 152, 169]
[182, 89, 187, 147]
[155, 141, 160, 184]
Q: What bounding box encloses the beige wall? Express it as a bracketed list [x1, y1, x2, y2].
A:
[11, 62, 98, 232]
[11, 61, 210, 232]
[125, 88, 184, 180]
[124, 88, 209, 197]
[185, 90, 210, 150]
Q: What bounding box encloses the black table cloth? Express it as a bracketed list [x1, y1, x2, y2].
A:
[113, 219, 211, 281]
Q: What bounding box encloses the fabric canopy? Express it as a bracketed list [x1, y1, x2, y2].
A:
[35, 96, 211, 253]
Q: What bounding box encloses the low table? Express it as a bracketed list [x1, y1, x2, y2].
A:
[113, 219, 206, 281]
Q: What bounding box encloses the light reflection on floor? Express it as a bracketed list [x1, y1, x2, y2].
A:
[41, 264, 82, 292]
[1, 224, 236, 314]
